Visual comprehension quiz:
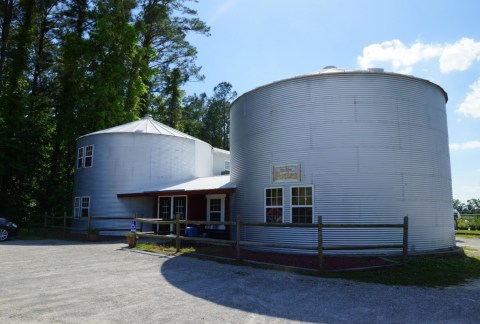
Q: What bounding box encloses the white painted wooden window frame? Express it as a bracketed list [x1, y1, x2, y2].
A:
[206, 194, 226, 230]
[290, 185, 314, 224]
[73, 197, 81, 219]
[264, 187, 284, 223]
[84, 145, 94, 168]
[77, 147, 84, 169]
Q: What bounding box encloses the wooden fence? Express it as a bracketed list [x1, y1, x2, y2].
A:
[135, 216, 409, 272]
[27, 213, 135, 239]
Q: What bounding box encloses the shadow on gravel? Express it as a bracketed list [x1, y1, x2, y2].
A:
[158, 251, 480, 322]
[159, 255, 328, 323]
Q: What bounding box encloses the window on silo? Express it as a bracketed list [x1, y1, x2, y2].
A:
[77, 147, 84, 169]
[291, 186, 313, 223]
[84, 145, 94, 167]
[265, 187, 283, 223]
[81, 197, 90, 217]
[74, 197, 81, 219]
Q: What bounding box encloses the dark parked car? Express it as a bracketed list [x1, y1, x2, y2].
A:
[0, 218, 18, 241]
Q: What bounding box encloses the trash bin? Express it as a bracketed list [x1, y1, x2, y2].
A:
[185, 226, 199, 237]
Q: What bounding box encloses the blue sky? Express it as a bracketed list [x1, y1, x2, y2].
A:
[184, 0, 480, 202]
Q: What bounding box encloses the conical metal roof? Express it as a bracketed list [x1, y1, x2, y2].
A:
[79, 114, 198, 140]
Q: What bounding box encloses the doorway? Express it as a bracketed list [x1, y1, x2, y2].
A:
[157, 196, 187, 234]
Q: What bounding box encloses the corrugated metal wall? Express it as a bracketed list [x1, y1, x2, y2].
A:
[212, 149, 230, 175]
[231, 71, 454, 254]
[73, 132, 213, 229]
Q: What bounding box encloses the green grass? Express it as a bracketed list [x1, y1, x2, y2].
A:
[135, 242, 480, 287]
[456, 230, 480, 238]
[322, 252, 480, 287]
[135, 242, 196, 254]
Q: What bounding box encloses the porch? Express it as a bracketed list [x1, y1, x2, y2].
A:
[117, 175, 236, 240]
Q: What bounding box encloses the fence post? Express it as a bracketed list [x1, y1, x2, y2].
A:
[86, 214, 91, 240]
[63, 212, 67, 238]
[175, 214, 180, 253]
[137, 213, 143, 232]
[236, 216, 241, 260]
[318, 215, 324, 272]
[44, 212, 48, 236]
[403, 215, 409, 267]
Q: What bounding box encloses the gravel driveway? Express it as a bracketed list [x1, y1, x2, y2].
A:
[1, 239, 480, 323]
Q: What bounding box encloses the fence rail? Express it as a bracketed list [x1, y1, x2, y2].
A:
[25, 213, 408, 271]
[135, 215, 409, 272]
[26, 213, 135, 240]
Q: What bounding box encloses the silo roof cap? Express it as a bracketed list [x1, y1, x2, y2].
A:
[232, 67, 448, 104]
[78, 115, 198, 140]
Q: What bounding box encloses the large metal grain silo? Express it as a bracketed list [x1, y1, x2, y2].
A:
[230, 68, 453, 254]
[73, 114, 213, 231]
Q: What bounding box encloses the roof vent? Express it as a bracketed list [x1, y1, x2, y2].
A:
[323, 65, 337, 69]
[367, 68, 384, 73]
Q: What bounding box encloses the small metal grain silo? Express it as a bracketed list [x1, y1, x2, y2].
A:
[230, 68, 453, 254]
[73, 115, 213, 230]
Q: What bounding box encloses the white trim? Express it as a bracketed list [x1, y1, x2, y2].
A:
[73, 197, 81, 219]
[290, 185, 314, 224]
[81, 196, 90, 218]
[264, 186, 284, 223]
[156, 195, 188, 233]
[206, 194, 226, 230]
[77, 147, 84, 169]
[84, 145, 94, 168]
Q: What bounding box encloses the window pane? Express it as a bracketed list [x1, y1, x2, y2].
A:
[210, 212, 221, 222]
[299, 187, 305, 196]
[266, 207, 282, 223]
[306, 196, 312, 205]
[85, 145, 93, 167]
[85, 157, 92, 167]
[292, 187, 298, 196]
[81, 197, 89, 217]
[291, 186, 313, 223]
[77, 147, 84, 169]
[210, 198, 221, 212]
[292, 207, 312, 223]
[265, 188, 283, 223]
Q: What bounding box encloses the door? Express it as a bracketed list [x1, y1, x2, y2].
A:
[157, 196, 187, 234]
[157, 197, 171, 233]
[172, 197, 187, 234]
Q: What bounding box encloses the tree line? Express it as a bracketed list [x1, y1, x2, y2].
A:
[453, 198, 480, 215]
[0, 0, 236, 217]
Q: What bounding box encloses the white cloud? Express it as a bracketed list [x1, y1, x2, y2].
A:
[358, 37, 480, 73]
[439, 38, 480, 73]
[450, 140, 480, 151]
[457, 78, 480, 118]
